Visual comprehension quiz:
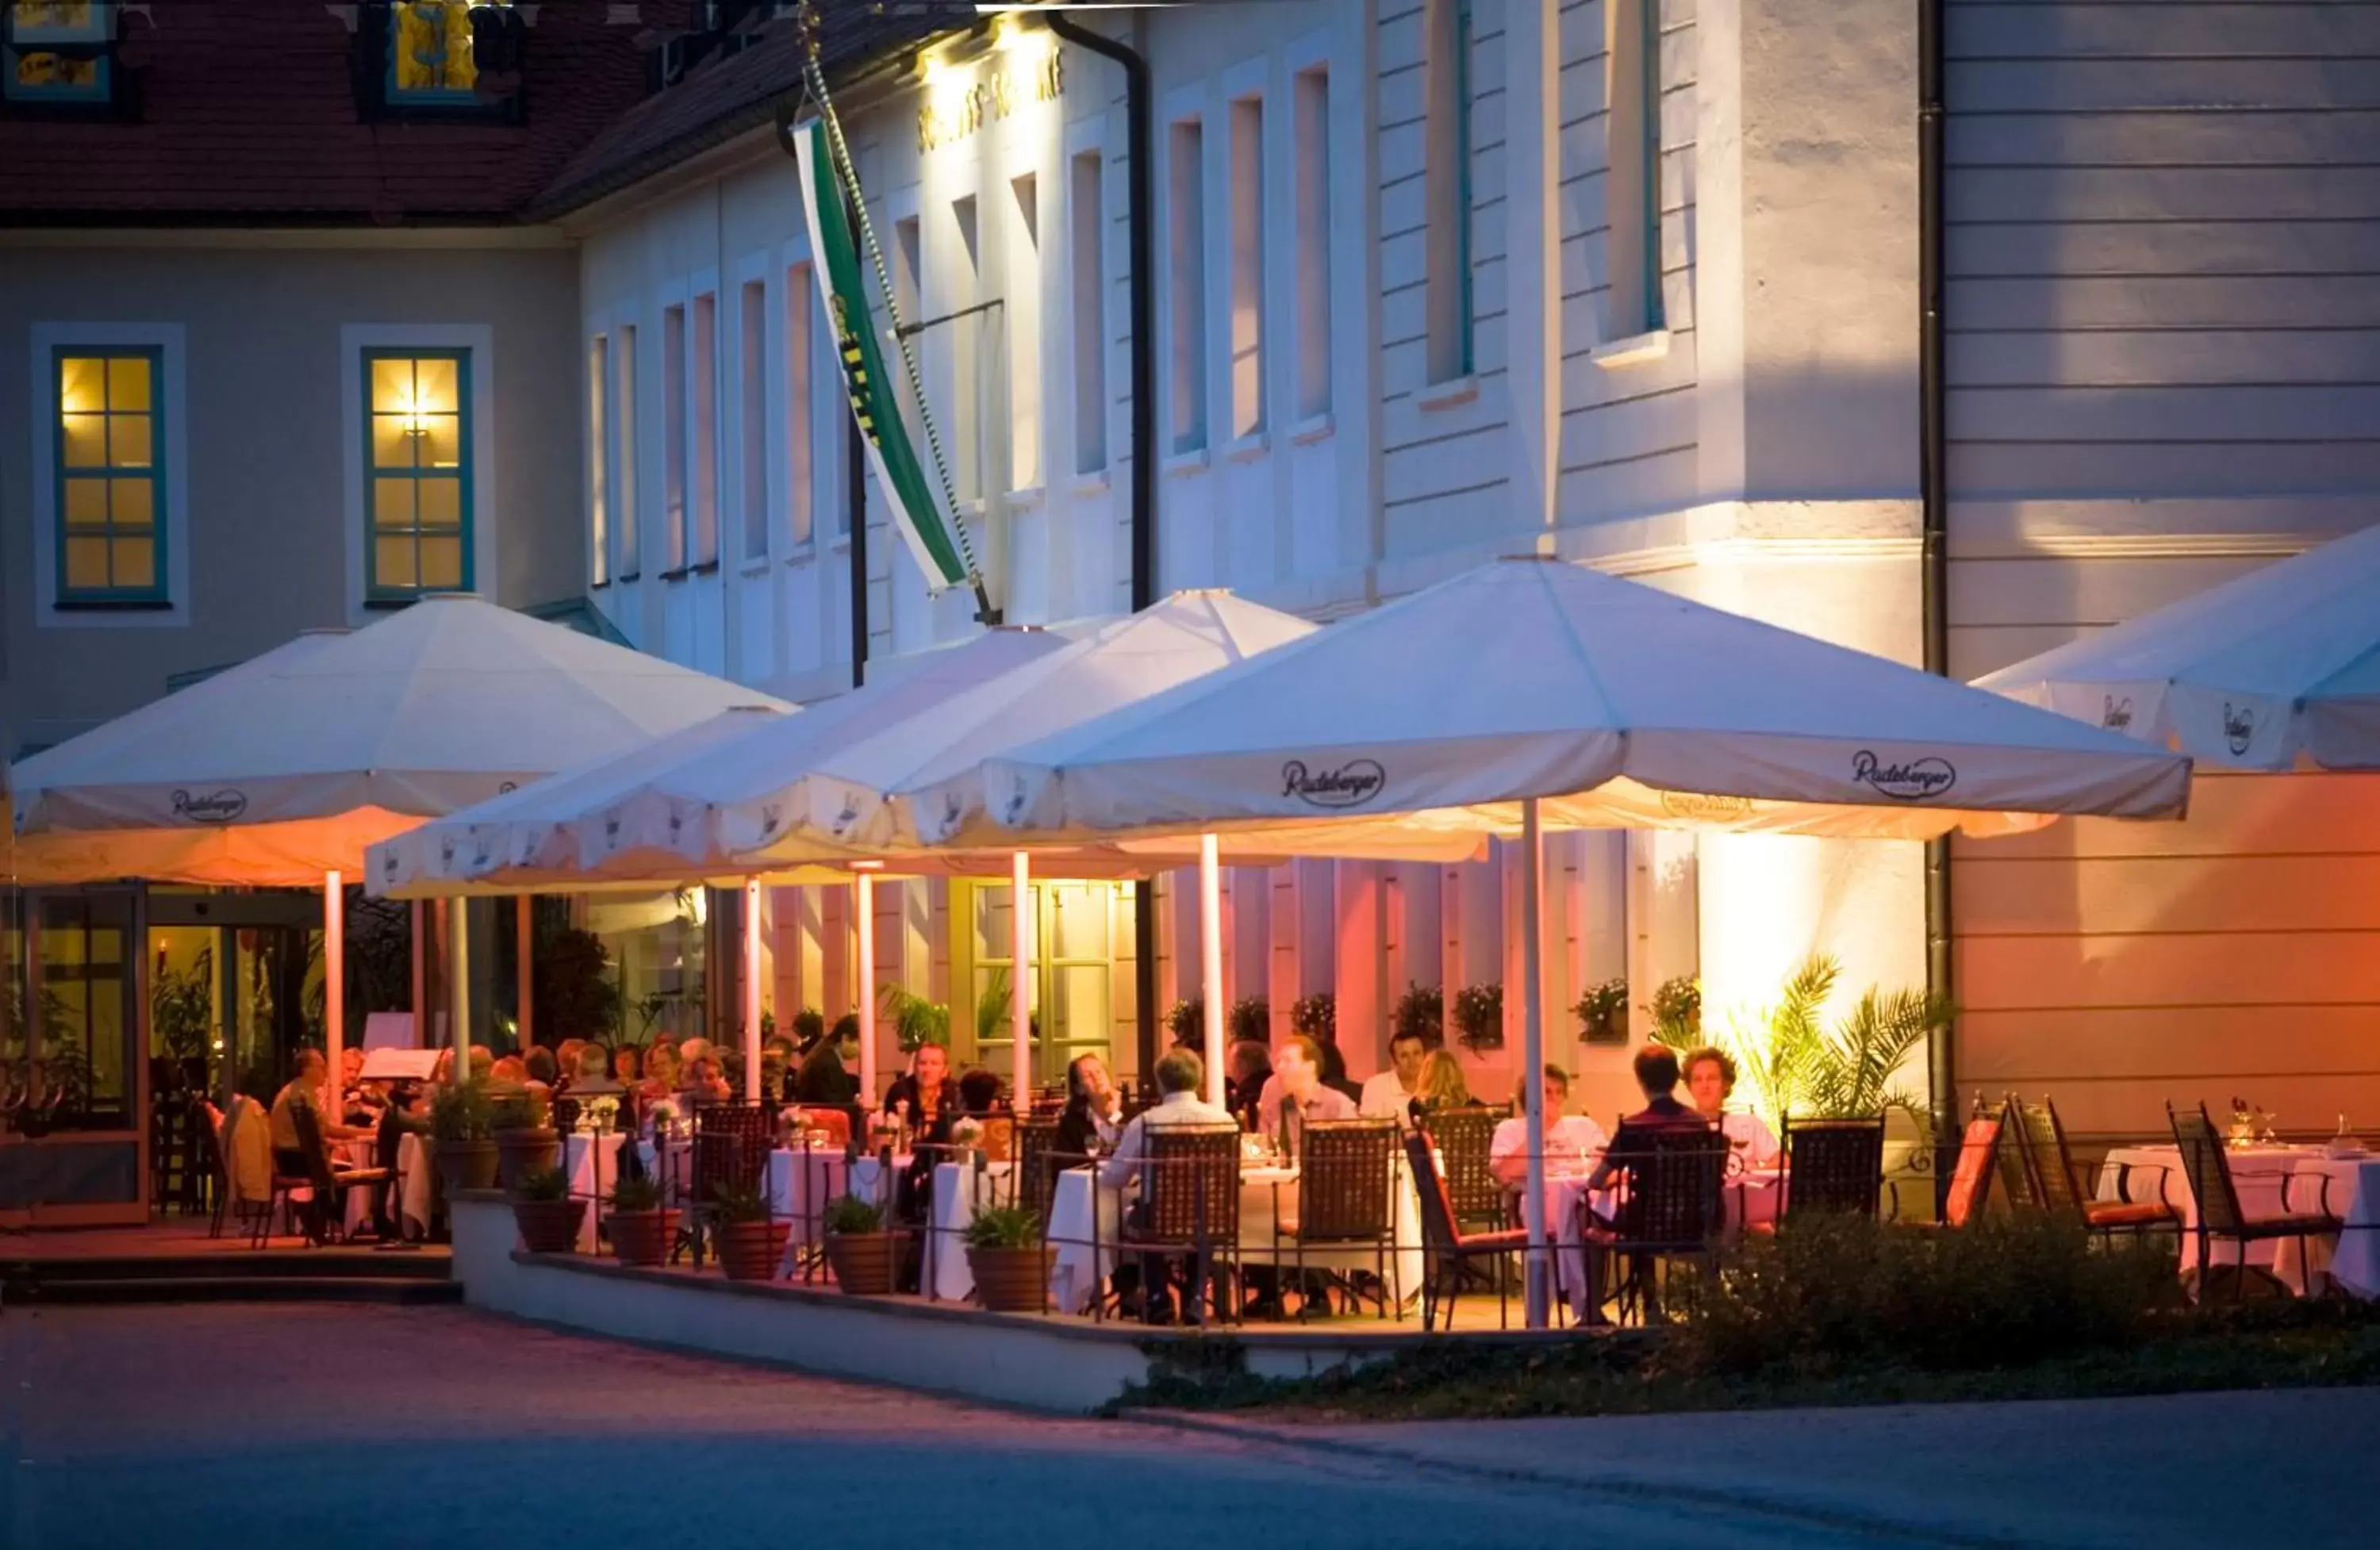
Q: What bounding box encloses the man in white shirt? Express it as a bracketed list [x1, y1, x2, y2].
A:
[1098, 1049, 1236, 1193]
[1358, 1028, 1431, 1120]
[1491, 1065, 1610, 1186]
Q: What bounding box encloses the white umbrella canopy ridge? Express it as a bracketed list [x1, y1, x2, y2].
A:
[1977, 520, 2380, 771]
[973, 556, 2194, 845]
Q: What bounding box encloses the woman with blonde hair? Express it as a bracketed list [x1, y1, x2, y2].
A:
[1413, 1049, 1472, 1113]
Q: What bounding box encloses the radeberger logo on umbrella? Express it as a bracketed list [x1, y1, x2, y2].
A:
[1849, 751, 1956, 801]
[2101, 695, 2133, 731]
[2223, 702, 2255, 756]
[171, 788, 248, 823]
[1283, 758, 1386, 808]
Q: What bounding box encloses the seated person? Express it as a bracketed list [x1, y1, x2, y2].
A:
[1489, 1065, 1610, 1185]
[1054, 1052, 1123, 1164]
[1582, 1045, 1716, 1195]
[267, 1050, 370, 1239]
[1683, 1045, 1781, 1168]
[1413, 1050, 1474, 1117]
[336, 1046, 386, 1127]
[1359, 1029, 1430, 1119]
[468, 1044, 494, 1082]
[793, 1017, 860, 1105]
[678, 1055, 732, 1103]
[1224, 1040, 1272, 1130]
[1257, 1034, 1358, 1154]
[555, 1038, 587, 1086]
[956, 1065, 1006, 1118]
[1098, 1049, 1234, 1194]
[489, 1053, 528, 1088]
[635, 1047, 681, 1111]
[522, 1046, 559, 1103]
[881, 1043, 960, 1141]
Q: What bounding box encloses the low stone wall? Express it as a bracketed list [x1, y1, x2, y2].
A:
[447, 1193, 1430, 1411]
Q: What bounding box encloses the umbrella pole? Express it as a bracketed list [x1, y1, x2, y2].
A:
[324, 870, 344, 1101]
[1199, 834, 1225, 1109]
[855, 873, 877, 1107]
[449, 900, 471, 1081]
[743, 877, 764, 1103]
[1520, 799, 1550, 1330]
[1010, 852, 1031, 1111]
[516, 898, 534, 1051]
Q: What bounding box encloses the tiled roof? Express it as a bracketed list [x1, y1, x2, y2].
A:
[526, 8, 942, 221]
[0, 1, 672, 224]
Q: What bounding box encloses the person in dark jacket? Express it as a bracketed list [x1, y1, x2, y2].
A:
[793, 1017, 860, 1105]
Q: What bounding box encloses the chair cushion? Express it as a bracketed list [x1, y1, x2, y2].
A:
[1453, 1227, 1530, 1251]
[2082, 1200, 2174, 1228]
[2239, 1213, 2342, 1237]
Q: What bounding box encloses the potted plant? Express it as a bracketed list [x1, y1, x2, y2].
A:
[1228, 996, 1271, 1046]
[431, 1080, 500, 1192]
[1452, 983, 1505, 1053]
[533, 927, 624, 1043]
[491, 1087, 559, 1191]
[881, 983, 951, 1053]
[1574, 977, 1631, 1045]
[606, 1174, 677, 1267]
[1391, 983, 1442, 1050]
[1163, 996, 1204, 1046]
[821, 1193, 904, 1295]
[964, 1205, 1051, 1314]
[1646, 975, 1702, 1044]
[1290, 992, 1336, 1044]
[509, 1164, 585, 1255]
[710, 1182, 790, 1282]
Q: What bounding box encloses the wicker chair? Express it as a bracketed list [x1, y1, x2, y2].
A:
[1404, 1129, 1527, 1331]
[1778, 1115, 1887, 1223]
[1107, 1125, 1243, 1327]
[2010, 1095, 2178, 1241]
[1274, 1118, 1399, 1319]
[1583, 1128, 1732, 1325]
[1418, 1105, 1503, 1231]
[1013, 1116, 1064, 1218]
[290, 1103, 391, 1247]
[2167, 1101, 2338, 1299]
[678, 1101, 772, 1268]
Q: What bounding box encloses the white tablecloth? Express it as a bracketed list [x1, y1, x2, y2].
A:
[396, 1133, 432, 1239]
[563, 1132, 628, 1253]
[2096, 1144, 2380, 1298]
[1545, 1168, 1783, 1320]
[921, 1159, 1016, 1303]
[767, 1149, 897, 1276]
[1045, 1159, 1426, 1314]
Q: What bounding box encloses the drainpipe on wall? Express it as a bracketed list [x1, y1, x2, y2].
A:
[1918, 0, 1956, 1183]
[1045, 7, 1162, 1088]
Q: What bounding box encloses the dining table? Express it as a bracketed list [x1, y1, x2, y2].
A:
[2094, 1141, 2380, 1299]
[919, 1157, 1018, 1303]
[1044, 1154, 1426, 1315]
[768, 1146, 899, 1274]
[562, 1130, 628, 1253]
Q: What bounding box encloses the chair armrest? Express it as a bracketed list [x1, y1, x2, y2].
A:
[1883, 1177, 1903, 1225]
[2282, 1167, 2337, 1218]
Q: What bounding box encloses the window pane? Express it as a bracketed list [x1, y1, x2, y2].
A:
[61, 413, 106, 467]
[59, 356, 105, 413]
[110, 477, 153, 529]
[418, 477, 461, 524]
[420, 536, 463, 589]
[373, 478, 416, 528]
[375, 536, 419, 589]
[107, 414, 151, 469]
[370, 357, 415, 414]
[64, 537, 109, 590]
[110, 538, 155, 589]
[417, 414, 461, 470]
[393, 1, 478, 94]
[63, 478, 108, 528]
[370, 416, 418, 471]
[413, 356, 459, 413]
[106, 356, 150, 412]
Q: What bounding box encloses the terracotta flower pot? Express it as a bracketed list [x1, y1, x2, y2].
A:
[608, 1208, 680, 1267]
[512, 1197, 586, 1255]
[968, 1245, 1054, 1313]
[436, 1138, 501, 1193]
[496, 1127, 561, 1192]
[824, 1230, 904, 1295]
[716, 1218, 793, 1282]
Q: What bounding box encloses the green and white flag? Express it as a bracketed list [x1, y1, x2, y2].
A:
[792, 117, 972, 593]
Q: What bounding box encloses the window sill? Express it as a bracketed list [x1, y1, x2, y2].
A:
[52, 597, 173, 613]
[1416, 374, 1480, 412]
[1591, 329, 1672, 370]
[1288, 412, 1336, 447]
[1224, 431, 1269, 465]
[692, 560, 721, 576]
[659, 566, 690, 583]
[1067, 466, 1112, 497]
[362, 597, 420, 612]
[783, 541, 817, 568]
[591, 578, 610, 590]
[958, 497, 987, 522]
[828, 534, 853, 556]
[1162, 446, 1210, 480]
[739, 557, 772, 579]
[617, 571, 642, 585]
[1004, 484, 1046, 512]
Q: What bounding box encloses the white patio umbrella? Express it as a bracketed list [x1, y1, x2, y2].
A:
[12, 593, 791, 1090]
[1975, 522, 2380, 770]
[947, 557, 2195, 1328]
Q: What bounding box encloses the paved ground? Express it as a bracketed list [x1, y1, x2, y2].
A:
[0, 1306, 2368, 1550]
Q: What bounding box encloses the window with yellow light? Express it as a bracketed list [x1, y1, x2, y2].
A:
[4, 0, 112, 105]
[388, 0, 491, 100]
[55, 347, 163, 604]
[364, 350, 473, 600]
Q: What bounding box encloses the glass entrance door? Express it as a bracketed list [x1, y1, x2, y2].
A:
[967, 880, 1115, 1089]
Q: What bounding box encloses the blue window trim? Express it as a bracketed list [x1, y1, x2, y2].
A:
[2, 44, 109, 103]
[360, 347, 476, 602]
[1640, 0, 1667, 333]
[52, 343, 168, 608]
[1453, 0, 1475, 377]
[385, 0, 482, 107]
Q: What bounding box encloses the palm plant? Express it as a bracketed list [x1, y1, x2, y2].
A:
[881, 983, 950, 1053]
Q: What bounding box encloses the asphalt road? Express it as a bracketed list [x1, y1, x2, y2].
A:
[0, 1305, 2369, 1550]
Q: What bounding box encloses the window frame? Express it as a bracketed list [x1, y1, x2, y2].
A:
[29, 321, 187, 627]
[359, 345, 477, 604]
[1, 0, 125, 117]
[50, 343, 167, 608]
[364, 0, 523, 125]
[339, 324, 496, 620]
